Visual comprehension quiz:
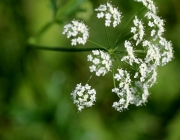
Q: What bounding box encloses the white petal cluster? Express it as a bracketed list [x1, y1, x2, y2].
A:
[87, 50, 112, 76]
[130, 82, 150, 106]
[110, 0, 173, 112]
[131, 16, 145, 45]
[143, 40, 161, 66]
[71, 83, 96, 111]
[137, 62, 157, 86]
[121, 40, 140, 65]
[62, 20, 89, 46]
[112, 69, 132, 112]
[135, 0, 157, 14]
[95, 2, 122, 27]
[136, 0, 173, 66]
[159, 37, 173, 66]
[145, 12, 165, 38]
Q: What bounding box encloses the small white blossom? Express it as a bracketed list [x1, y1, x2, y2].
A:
[151, 29, 156, 36]
[148, 21, 155, 27]
[87, 50, 112, 76]
[71, 83, 96, 111]
[95, 2, 122, 27]
[139, 63, 148, 82]
[134, 72, 139, 78]
[62, 20, 89, 46]
[97, 12, 104, 18]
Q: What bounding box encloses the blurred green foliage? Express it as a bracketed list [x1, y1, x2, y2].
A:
[0, 0, 180, 140]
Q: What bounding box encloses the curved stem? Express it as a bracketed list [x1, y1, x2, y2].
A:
[27, 43, 106, 52]
[35, 21, 54, 38]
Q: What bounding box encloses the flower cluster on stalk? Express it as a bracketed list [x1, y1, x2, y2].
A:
[62, 20, 89, 46]
[71, 83, 96, 111]
[95, 2, 122, 27]
[87, 50, 112, 76]
[63, 0, 173, 112]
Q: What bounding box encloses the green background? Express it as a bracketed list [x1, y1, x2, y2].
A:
[0, 0, 180, 139]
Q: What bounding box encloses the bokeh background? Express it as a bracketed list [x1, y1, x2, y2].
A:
[0, 0, 180, 139]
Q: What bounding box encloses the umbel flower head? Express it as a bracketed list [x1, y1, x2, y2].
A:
[62, 20, 89, 46]
[87, 50, 112, 76]
[71, 83, 96, 111]
[95, 2, 122, 27]
[64, 1, 174, 112]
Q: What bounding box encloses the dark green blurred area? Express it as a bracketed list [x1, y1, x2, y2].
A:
[0, 0, 180, 139]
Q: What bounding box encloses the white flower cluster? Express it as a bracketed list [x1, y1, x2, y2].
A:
[71, 83, 96, 111]
[121, 40, 140, 65]
[87, 50, 112, 76]
[63, 1, 173, 112]
[62, 20, 89, 46]
[131, 16, 145, 45]
[112, 67, 157, 112]
[112, 69, 132, 111]
[115, 0, 173, 112]
[95, 2, 122, 27]
[135, 0, 157, 14]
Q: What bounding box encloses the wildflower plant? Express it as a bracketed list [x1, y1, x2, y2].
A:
[30, 0, 173, 112]
[61, 0, 174, 112]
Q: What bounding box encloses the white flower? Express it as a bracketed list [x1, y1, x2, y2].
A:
[112, 69, 133, 112]
[62, 20, 89, 46]
[71, 83, 96, 111]
[135, 0, 157, 14]
[148, 21, 154, 27]
[145, 12, 165, 39]
[131, 16, 145, 45]
[151, 29, 156, 36]
[95, 2, 122, 27]
[143, 40, 161, 66]
[87, 50, 112, 76]
[159, 37, 173, 66]
[139, 63, 148, 82]
[121, 40, 140, 65]
[130, 81, 150, 106]
[97, 12, 104, 18]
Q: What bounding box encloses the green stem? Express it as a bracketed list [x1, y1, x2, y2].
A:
[104, 26, 111, 48]
[86, 74, 94, 84]
[27, 43, 106, 52]
[36, 21, 54, 38]
[134, 50, 146, 54]
[112, 67, 116, 88]
[88, 40, 108, 51]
